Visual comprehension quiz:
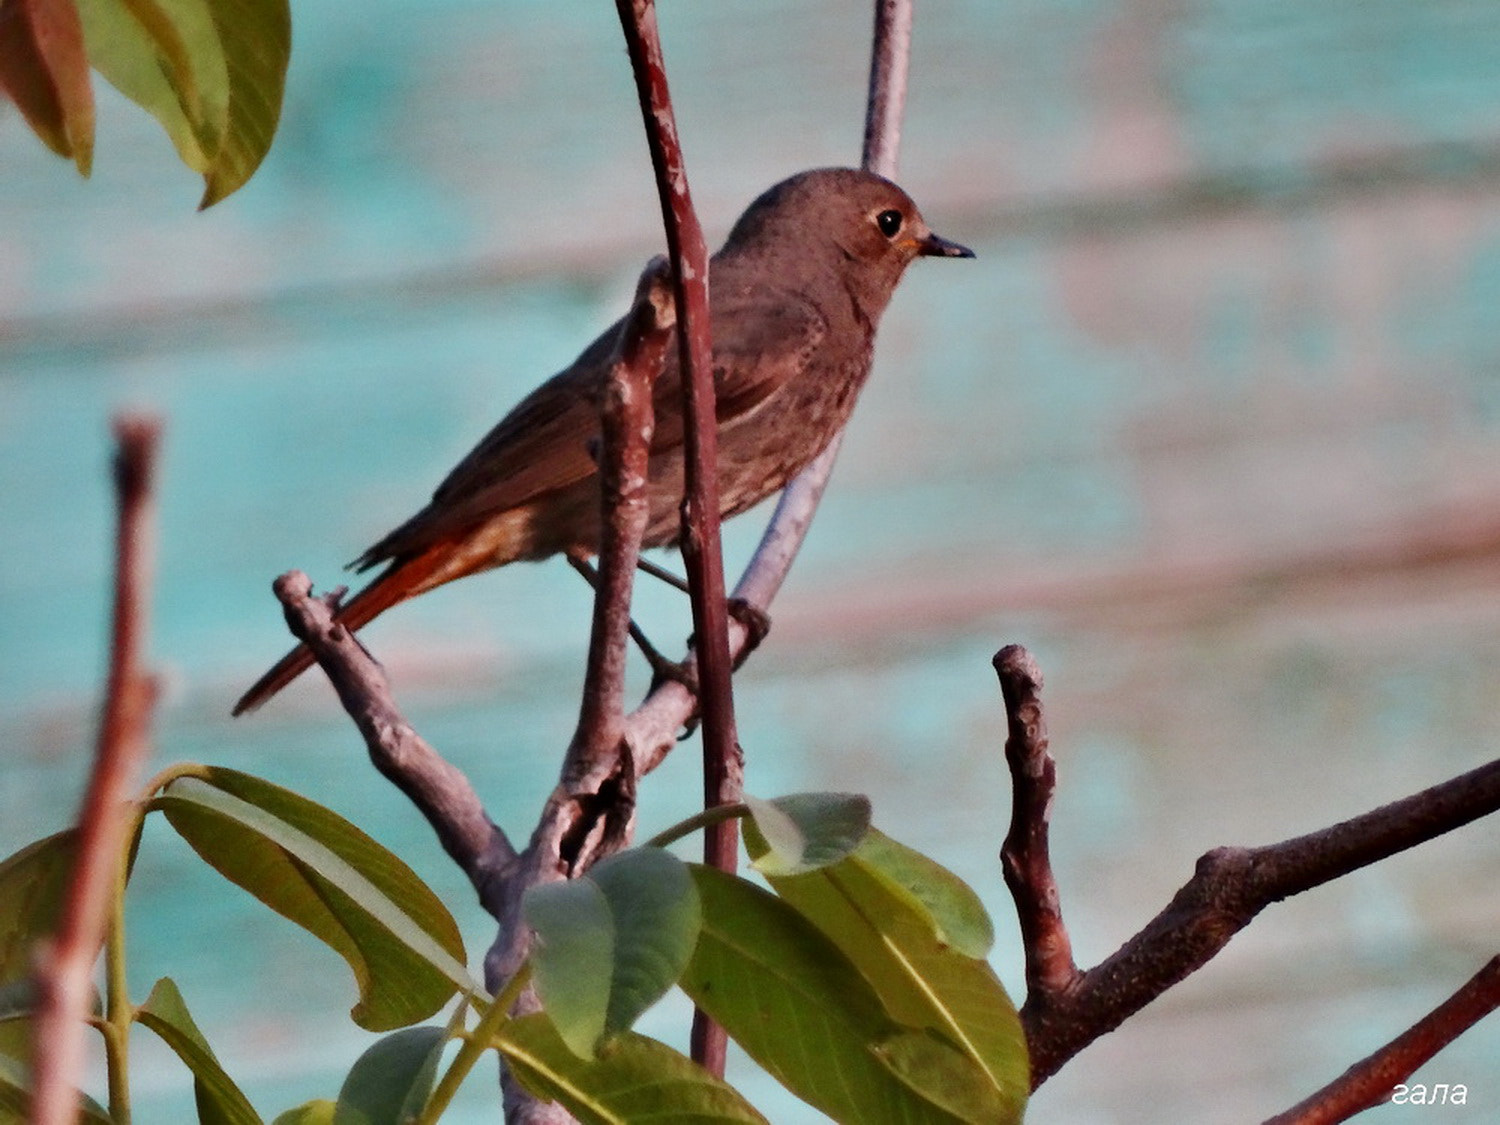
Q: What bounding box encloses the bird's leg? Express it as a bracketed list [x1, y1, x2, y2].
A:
[565, 552, 699, 692]
[582, 440, 772, 654]
[634, 555, 689, 593]
[633, 557, 772, 664]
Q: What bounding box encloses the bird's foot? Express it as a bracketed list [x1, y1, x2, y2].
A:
[630, 622, 700, 695]
[727, 597, 771, 663]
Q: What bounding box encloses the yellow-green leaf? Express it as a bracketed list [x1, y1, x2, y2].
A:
[683, 865, 966, 1124]
[0, 830, 79, 1062]
[332, 1027, 446, 1125]
[756, 830, 1028, 1122]
[137, 976, 262, 1125]
[524, 848, 700, 1059]
[76, 0, 230, 172]
[271, 1100, 335, 1125]
[744, 792, 871, 876]
[498, 1013, 768, 1125]
[198, 0, 288, 207]
[154, 769, 473, 1031]
[0, 1048, 113, 1123]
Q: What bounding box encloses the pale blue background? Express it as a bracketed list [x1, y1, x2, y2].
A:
[4, 1, 1500, 1121]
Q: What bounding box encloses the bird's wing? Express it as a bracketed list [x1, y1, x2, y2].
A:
[352, 321, 620, 568]
[647, 287, 828, 453]
[354, 288, 827, 569]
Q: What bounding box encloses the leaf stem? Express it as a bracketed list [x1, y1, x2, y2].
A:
[418, 967, 533, 1124]
[102, 819, 137, 1123]
[644, 804, 750, 851]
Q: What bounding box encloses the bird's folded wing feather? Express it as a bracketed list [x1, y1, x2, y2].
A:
[353, 290, 826, 568]
[647, 289, 828, 452]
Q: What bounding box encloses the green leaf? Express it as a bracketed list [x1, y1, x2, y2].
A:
[154, 769, 472, 1031]
[498, 1012, 768, 1125]
[0, 830, 78, 1061]
[756, 829, 1028, 1122]
[137, 976, 261, 1125]
[331, 1026, 445, 1125]
[525, 848, 700, 1059]
[589, 849, 699, 1038]
[0, 831, 79, 983]
[0, 979, 36, 1025]
[682, 865, 966, 1124]
[872, 1029, 1019, 1123]
[743, 793, 871, 876]
[524, 877, 613, 1059]
[271, 1100, 335, 1125]
[0, 1048, 114, 1123]
[76, 0, 230, 172]
[856, 831, 994, 958]
[197, 0, 288, 207]
[0, 0, 95, 172]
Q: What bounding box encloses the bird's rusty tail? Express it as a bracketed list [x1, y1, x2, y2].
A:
[231, 549, 450, 716]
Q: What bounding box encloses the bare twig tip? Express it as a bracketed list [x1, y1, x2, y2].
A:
[110, 413, 163, 496]
[993, 643, 1043, 689]
[272, 570, 314, 602]
[637, 254, 677, 327]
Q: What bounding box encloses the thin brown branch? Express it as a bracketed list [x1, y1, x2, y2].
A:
[1264, 956, 1500, 1125]
[569, 257, 674, 771]
[30, 415, 161, 1125]
[487, 267, 684, 1124]
[612, 0, 741, 834]
[1019, 731, 1500, 1084]
[994, 645, 1080, 1002]
[618, 0, 915, 782]
[270, 571, 517, 915]
[613, 0, 740, 1078]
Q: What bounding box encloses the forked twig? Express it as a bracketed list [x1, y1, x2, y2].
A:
[568, 257, 674, 774]
[994, 645, 1500, 1097]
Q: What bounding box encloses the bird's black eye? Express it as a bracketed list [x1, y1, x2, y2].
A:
[876, 209, 904, 237]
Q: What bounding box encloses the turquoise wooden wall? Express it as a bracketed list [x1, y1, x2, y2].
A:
[4, 2, 1499, 1121]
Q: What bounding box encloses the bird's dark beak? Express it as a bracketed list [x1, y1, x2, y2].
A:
[918, 232, 975, 259]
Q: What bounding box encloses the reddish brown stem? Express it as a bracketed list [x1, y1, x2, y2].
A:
[994, 645, 1081, 1002]
[1020, 745, 1500, 1084]
[613, 0, 739, 1077]
[29, 416, 160, 1125]
[1264, 957, 1500, 1125]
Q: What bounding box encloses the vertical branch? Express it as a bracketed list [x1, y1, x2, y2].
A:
[994, 645, 1081, 1004]
[613, 0, 740, 1078]
[862, 0, 912, 178]
[731, 0, 911, 616]
[30, 415, 161, 1125]
[570, 258, 675, 770]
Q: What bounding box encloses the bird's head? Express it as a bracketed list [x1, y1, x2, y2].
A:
[722, 167, 974, 317]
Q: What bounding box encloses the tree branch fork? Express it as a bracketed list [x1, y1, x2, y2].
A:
[250, 0, 1497, 1116]
[993, 643, 1500, 1118]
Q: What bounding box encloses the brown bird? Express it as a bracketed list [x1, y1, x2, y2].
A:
[234, 167, 973, 714]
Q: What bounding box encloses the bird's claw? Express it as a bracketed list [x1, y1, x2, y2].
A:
[727, 598, 771, 659]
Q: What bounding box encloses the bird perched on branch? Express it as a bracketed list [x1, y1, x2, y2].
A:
[234, 167, 973, 714]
